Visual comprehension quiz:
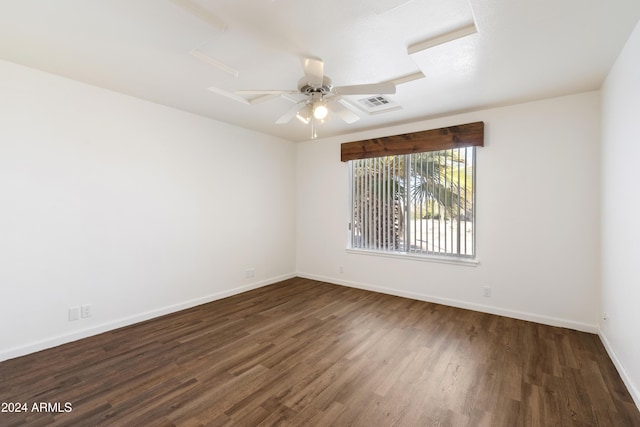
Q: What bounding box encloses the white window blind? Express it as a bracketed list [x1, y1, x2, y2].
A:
[350, 147, 475, 258]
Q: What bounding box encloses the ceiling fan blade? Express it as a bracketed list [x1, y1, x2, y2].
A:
[235, 89, 293, 95]
[275, 102, 305, 124]
[335, 81, 396, 95]
[329, 101, 360, 124]
[248, 94, 281, 105]
[302, 57, 324, 87]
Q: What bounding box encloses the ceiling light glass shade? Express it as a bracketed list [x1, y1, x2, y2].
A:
[296, 113, 310, 124]
[313, 101, 328, 120]
[296, 104, 312, 124]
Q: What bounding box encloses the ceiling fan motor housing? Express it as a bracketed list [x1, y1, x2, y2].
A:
[298, 76, 333, 94]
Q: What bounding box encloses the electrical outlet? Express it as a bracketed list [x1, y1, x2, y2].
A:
[339, 266, 344, 274]
[602, 312, 608, 321]
[245, 268, 255, 278]
[68, 307, 80, 321]
[81, 304, 92, 318]
[483, 286, 491, 298]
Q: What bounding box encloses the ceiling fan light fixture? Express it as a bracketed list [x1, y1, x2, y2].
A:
[296, 113, 310, 124]
[296, 104, 312, 124]
[313, 101, 329, 120]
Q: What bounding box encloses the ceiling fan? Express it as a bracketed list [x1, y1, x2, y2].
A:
[235, 57, 396, 138]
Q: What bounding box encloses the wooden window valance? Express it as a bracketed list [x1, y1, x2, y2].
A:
[340, 121, 484, 162]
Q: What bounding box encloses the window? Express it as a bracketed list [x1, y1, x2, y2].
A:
[341, 121, 483, 260]
[349, 147, 475, 259]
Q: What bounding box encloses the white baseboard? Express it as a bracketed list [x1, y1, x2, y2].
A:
[599, 330, 640, 409]
[296, 272, 599, 334]
[0, 273, 296, 362]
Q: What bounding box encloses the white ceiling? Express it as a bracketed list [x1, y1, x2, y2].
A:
[1, 0, 639, 142]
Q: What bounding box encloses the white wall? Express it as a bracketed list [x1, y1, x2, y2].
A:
[600, 20, 640, 407]
[0, 59, 296, 361]
[297, 91, 601, 332]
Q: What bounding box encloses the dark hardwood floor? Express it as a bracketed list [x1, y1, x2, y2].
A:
[1, 277, 638, 426]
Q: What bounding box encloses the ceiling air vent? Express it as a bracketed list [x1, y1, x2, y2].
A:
[355, 95, 401, 115]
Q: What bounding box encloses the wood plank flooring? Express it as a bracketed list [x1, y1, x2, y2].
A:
[1, 277, 638, 426]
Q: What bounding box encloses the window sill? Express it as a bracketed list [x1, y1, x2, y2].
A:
[345, 248, 479, 267]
